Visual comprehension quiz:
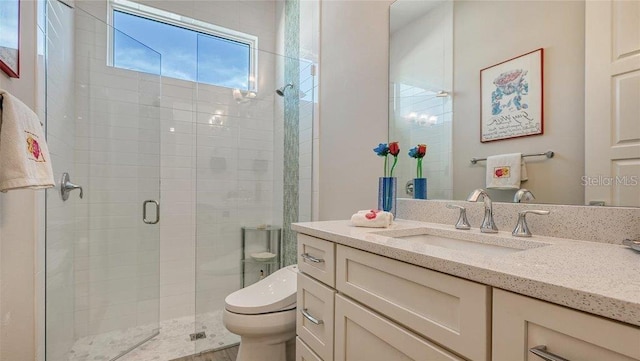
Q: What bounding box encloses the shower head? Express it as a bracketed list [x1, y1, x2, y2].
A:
[276, 83, 294, 97]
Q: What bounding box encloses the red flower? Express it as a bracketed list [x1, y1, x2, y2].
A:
[388, 141, 400, 156]
[417, 144, 427, 157]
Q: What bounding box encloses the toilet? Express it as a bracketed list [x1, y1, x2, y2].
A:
[223, 265, 298, 361]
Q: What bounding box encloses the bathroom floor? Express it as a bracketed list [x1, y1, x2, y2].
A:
[70, 310, 240, 361]
[171, 345, 239, 361]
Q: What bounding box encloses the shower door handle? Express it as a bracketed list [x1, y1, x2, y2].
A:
[143, 200, 160, 224]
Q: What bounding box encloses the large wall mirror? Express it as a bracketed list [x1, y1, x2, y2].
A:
[389, 0, 640, 207]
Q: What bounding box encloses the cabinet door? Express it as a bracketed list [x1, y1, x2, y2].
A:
[334, 294, 464, 361]
[493, 289, 640, 361]
[297, 273, 335, 361]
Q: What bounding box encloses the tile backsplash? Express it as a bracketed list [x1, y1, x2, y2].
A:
[397, 199, 640, 244]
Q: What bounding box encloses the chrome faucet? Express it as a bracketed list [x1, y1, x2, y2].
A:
[466, 189, 498, 233]
[514, 189, 535, 203]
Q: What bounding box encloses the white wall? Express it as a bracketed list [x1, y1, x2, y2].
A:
[318, 0, 392, 220]
[452, 0, 585, 204]
[0, 0, 43, 360]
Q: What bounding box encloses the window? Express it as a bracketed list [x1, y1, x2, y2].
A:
[110, 0, 257, 90]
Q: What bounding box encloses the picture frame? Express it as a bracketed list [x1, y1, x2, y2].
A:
[0, 0, 20, 78]
[480, 48, 543, 142]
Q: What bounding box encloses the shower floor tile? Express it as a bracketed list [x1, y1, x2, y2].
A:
[70, 310, 240, 361]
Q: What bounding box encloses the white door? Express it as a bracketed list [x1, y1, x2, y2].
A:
[585, 0, 640, 207]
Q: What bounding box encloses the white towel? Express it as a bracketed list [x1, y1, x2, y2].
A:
[350, 209, 394, 228]
[485, 153, 526, 190]
[520, 158, 528, 182]
[0, 90, 54, 192]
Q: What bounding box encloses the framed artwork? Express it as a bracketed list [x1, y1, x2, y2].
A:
[480, 48, 543, 142]
[0, 0, 20, 78]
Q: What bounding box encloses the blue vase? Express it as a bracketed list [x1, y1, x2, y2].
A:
[378, 177, 397, 216]
[414, 178, 427, 199]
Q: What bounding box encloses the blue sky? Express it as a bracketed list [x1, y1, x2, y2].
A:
[0, 0, 19, 49]
[113, 11, 250, 89]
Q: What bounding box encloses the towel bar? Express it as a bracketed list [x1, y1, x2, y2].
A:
[470, 151, 554, 165]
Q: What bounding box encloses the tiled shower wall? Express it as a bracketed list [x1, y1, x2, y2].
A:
[278, 0, 317, 266]
[194, 69, 280, 316]
[282, 0, 300, 266]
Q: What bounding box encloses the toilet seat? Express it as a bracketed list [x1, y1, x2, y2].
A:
[225, 265, 298, 315]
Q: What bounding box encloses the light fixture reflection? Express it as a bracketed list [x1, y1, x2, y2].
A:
[232, 88, 256, 104]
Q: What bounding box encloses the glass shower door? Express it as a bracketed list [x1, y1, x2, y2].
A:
[45, 3, 162, 360]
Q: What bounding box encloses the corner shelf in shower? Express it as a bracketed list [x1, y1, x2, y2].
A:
[241, 226, 282, 287]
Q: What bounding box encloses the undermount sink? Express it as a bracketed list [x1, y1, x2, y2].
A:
[374, 228, 549, 256]
[396, 234, 524, 256]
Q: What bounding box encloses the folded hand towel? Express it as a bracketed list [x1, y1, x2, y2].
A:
[520, 158, 528, 182]
[350, 209, 394, 228]
[485, 153, 524, 190]
[0, 90, 54, 192]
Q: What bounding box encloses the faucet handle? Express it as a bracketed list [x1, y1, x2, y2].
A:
[512, 210, 550, 237]
[514, 189, 536, 203]
[446, 204, 471, 230]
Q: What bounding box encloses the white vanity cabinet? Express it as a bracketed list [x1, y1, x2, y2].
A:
[493, 289, 640, 361]
[296, 221, 640, 361]
[296, 233, 640, 361]
[296, 234, 490, 361]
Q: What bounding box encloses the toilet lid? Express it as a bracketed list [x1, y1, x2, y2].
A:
[225, 265, 298, 315]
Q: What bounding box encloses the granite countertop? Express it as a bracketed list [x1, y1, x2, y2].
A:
[292, 219, 640, 327]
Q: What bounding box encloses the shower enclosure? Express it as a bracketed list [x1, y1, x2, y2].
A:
[44, 0, 315, 359]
